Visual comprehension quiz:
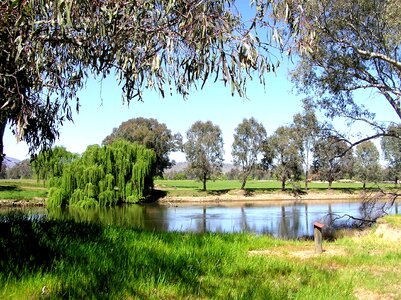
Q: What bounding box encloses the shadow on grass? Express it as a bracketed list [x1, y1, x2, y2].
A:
[145, 189, 168, 203]
[0, 212, 205, 298]
[0, 185, 20, 192]
[206, 189, 231, 196]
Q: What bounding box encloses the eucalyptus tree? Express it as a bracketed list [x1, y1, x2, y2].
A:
[263, 126, 303, 191]
[354, 141, 382, 189]
[47, 140, 156, 208]
[292, 100, 321, 190]
[231, 117, 267, 189]
[381, 125, 401, 185]
[313, 136, 354, 189]
[0, 0, 292, 172]
[290, 0, 401, 145]
[184, 121, 224, 191]
[103, 118, 182, 177]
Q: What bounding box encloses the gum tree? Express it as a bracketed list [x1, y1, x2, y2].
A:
[290, 0, 401, 144]
[313, 136, 354, 189]
[231, 117, 266, 189]
[354, 141, 382, 189]
[381, 125, 401, 185]
[292, 100, 321, 190]
[263, 126, 303, 191]
[184, 121, 224, 191]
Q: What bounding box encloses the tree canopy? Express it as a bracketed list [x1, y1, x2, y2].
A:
[313, 136, 354, 188]
[0, 0, 282, 171]
[291, 0, 401, 142]
[354, 141, 381, 188]
[103, 118, 181, 177]
[263, 125, 303, 191]
[47, 140, 156, 208]
[31, 146, 78, 185]
[184, 121, 224, 191]
[381, 125, 401, 184]
[231, 117, 266, 189]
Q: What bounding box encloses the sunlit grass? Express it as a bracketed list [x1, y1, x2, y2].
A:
[0, 179, 47, 201]
[154, 179, 395, 197]
[1, 213, 400, 299]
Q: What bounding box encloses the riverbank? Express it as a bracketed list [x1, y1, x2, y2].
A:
[157, 189, 377, 204]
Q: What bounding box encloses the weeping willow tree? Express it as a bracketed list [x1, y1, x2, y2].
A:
[48, 141, 156, 208]
[31, 146, 79, 186]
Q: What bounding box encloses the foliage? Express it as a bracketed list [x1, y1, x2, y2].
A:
[47, 140, 156, 207]
[263, 126, 303, 190]
[381, 125, 401, 184]
[103, 117, 182, 177]
[290, 0, 401, 142]
[184, 121, 224, 191]
[31, 146, 78, 184]
[232, 117, 267, 189]
[313, 136, 354, 188]
[354, 141, 382, 188]
[0, 0, 283, 171]
[292, 100, 321, 189]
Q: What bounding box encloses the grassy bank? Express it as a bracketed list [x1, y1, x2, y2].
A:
[0, 212, 400, 299]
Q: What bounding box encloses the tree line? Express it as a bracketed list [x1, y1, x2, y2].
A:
[3, 112, 401, 195]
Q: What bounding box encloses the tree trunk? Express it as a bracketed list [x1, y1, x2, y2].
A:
[0, 117, 6, 173]
[240, 176, 247, 190]
[202, 173, 207, 191]
[305, 169, 309, 191]
[281, 179, 286, 191]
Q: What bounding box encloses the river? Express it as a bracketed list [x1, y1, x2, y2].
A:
[4, 200, 399, 239]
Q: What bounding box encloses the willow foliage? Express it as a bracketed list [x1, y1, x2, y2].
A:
[48, 141, 156, 207]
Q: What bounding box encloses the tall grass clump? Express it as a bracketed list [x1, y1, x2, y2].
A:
[47, 140, 156, 207]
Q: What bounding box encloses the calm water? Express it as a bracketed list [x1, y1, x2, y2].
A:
[8, 200, 399, 239]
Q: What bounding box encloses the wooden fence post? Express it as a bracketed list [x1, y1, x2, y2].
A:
[313, 222, 325, 254]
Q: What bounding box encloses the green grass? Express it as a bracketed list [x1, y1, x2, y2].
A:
[154, 179, 396, 197]
[0, 179, 47, 201]
[0, 212, 400, 299]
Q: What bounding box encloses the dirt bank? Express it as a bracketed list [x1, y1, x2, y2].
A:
[157, 189, 365, 205]
[0, 198, 46, 207]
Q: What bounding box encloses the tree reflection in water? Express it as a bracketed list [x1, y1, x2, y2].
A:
[30, 200, 399, 239]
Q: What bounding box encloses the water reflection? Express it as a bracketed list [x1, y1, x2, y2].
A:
[2, 201, 399, 239]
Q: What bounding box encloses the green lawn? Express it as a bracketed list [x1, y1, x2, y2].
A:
[0, 213, 400, 299]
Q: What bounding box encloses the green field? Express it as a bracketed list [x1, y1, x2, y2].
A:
[0, 179, 47, 202]
[154, 179, 396, 197]
[0, 212, 400, 299]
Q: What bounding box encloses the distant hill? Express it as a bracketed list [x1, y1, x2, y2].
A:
[2, 156, 20, 168]
[164, 161, 234, 175]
